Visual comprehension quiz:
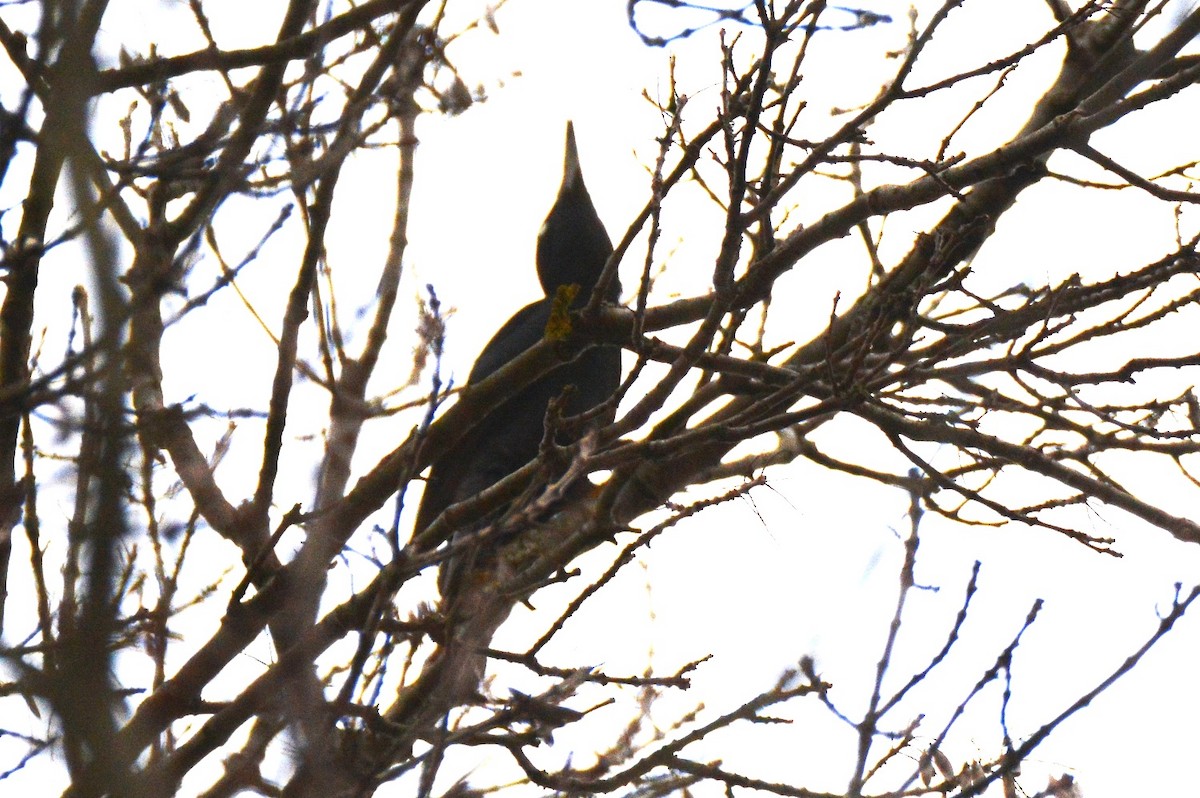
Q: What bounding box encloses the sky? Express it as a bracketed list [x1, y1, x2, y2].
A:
[1, 0, 1199, 796]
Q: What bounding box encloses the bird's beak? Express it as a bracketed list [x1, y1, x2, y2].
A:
[561, 120, 582, 194]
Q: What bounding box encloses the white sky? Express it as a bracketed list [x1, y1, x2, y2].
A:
[1, 1, 1199, 796]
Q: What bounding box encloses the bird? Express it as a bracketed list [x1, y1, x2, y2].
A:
[414, 122, 619, 563]
[411, 120, 621, 652]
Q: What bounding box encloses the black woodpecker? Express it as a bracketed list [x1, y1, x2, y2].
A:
[414, 122, 621, 602]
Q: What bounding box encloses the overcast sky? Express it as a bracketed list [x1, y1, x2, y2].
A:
[2, 1, 1199, 795]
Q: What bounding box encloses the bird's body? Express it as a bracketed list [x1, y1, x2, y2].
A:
[414, 296, 620, 589]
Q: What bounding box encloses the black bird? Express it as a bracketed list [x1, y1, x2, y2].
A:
[414, 122, 621, 602]
[390, 124, 620, 740]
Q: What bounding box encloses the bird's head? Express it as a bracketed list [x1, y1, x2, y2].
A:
[535, 122, 618, 304]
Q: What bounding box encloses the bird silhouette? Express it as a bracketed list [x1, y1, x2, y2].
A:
[402, 123, 621, 727]
[415, 123, 619, 585]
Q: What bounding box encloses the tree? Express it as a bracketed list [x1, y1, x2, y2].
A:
[0, 0, 1197, 796]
